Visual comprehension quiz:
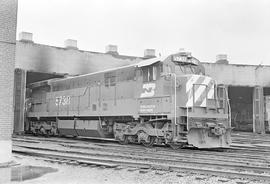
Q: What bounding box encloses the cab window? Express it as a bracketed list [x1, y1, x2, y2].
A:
[104, 72, 116, 87]
[142, 65, 157, 82]
[105, 76, 116, 87]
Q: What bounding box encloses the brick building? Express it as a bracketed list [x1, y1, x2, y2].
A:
[0, 0, 18, 165]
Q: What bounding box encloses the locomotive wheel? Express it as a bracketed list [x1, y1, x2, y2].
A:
[39, 127, 46, 135]
[168, 143, 184, 150]
[49, 128, 57, 136]
[118, 135, 129, 145]
[141, 136, 155, 147]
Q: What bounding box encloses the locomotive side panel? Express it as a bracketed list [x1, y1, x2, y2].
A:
[28, 65, 140, 119]
[138, 97, 171, 115]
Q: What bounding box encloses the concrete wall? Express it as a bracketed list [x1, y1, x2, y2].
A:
[203, 62, 270, 133]
[15, 41, 142, 75]
[16, 42, 270, 87]
[0, 0, 18, 164]
[203, 63, 270, 87]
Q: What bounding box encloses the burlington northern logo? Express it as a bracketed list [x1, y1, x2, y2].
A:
[140, 83, 156, 98]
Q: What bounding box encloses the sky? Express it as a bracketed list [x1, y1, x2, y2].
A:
[17, 0, 270, 65]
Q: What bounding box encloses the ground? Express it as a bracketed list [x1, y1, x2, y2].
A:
[3, 155, 266, 184]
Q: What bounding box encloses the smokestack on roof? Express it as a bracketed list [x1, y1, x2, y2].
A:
[19, 32, 33, 42]
[216, 54, 229, 64]
[64, 39, 78, 49]
[144, 49, 156, 58]
[105, 45, 118, 55]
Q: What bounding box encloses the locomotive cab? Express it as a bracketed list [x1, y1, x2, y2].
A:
[136, 52, 231, 148]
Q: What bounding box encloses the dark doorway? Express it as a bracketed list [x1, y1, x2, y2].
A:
[264, 87, 270, 133]
[228, 86, 253, 131]
[264, 87, 270, 96]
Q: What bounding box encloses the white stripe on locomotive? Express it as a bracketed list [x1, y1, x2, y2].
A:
[194, 77, 211, 103]
[207, 81, 215, 99]
[186, 76, 212, 107]
[186, 75, 200, 93]
[186, 76, 205, 107]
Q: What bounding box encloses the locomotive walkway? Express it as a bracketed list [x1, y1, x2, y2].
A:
[12, 132, 270, 183]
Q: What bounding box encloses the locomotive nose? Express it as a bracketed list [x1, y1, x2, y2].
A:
[177, 75, 214, 108]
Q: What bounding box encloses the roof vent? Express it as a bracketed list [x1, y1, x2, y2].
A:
[105, 45, 118, 55]
[64, 39, 78, 49]
[179, 48, 185, 52]
[216, 54, 229, 64]
[144, 49, 156, 58]
[19, 32, 33, 42]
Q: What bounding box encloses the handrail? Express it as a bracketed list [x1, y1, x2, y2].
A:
[224, 86, 231, 127]
[187, 106, 189, 130]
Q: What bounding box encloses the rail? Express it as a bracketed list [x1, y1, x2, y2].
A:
[224, 86, 232, 127]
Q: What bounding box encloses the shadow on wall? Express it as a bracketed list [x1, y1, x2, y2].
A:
[35, 48, 52, 72]
[15, 42, 142, 75]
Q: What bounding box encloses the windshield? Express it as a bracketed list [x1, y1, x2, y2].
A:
[171, 54, 205, 75]
[174, 63, 198, 75]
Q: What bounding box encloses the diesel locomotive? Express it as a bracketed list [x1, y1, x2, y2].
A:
[26, 52, 231, 149]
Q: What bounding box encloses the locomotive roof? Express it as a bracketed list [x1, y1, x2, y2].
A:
[136, 55, 168, 67]
[56, 52, 197, 80]
[49, 54, 169, 83]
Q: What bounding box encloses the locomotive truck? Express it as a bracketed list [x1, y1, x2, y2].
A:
[26, 52, 231, 149]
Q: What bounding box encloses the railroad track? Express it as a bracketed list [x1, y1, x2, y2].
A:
[12, 132, 270, 182]
[13, 139, 270, 167]
[12, 145, 270, 182]
[13, 143, 270, 173]
[13, 135, 270, 164]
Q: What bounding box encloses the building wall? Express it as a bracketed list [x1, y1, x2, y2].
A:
[15, 42, 270, 87]
[14, 69, 26, 133]
[0, 0, 18, 164]
[203, 62, 270, 133]
[203, 63, 270, 87]
[15, 41, 142, 75]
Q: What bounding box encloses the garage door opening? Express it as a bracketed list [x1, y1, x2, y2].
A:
[228, 86, 253, 131]
[264, 87, 270, 133]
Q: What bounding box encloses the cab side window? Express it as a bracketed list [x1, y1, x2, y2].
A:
[104, 72, 116, 87]
[105, 76, 116, 87]
[142, 65, 157, 82]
